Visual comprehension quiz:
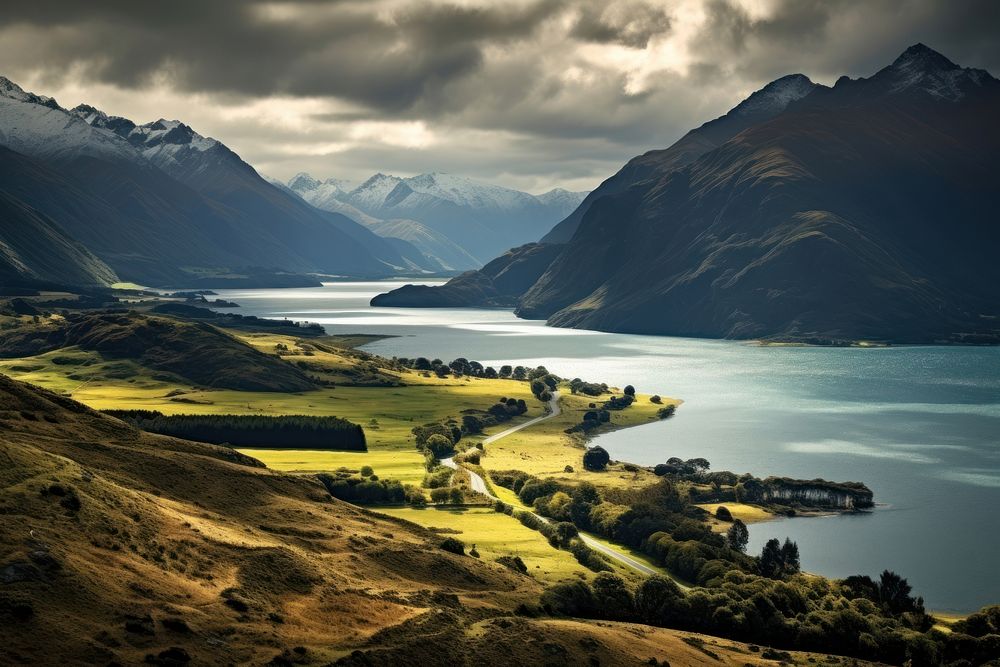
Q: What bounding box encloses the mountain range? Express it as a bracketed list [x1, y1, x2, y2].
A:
[0, 77, 443, 287]
[288, 171, 586, 268]
[374, 45, 1000, 344]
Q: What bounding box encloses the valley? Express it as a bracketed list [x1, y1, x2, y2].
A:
[1, 8, 998, 665]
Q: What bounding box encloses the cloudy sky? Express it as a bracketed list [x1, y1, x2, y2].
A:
[2, 0, 997, 193]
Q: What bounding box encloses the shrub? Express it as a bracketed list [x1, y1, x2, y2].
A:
[564, 465, 574, 473]
[440, 537, 465, 555]
[424, 434, 454, 458]
[650, 395, 662, 404]
[657, 405, 676, 419]
[496, 555, 528, 574]
[360, 465, 374, 477]
[583, 446, 610, 471]
[430, 488, 451, 504]
[715, 506, 733, 521]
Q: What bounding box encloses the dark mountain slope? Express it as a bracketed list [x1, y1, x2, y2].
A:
[542, 74, 819, 244]
[0, 78, 427, 285]
[517, 45, 1000, 343]
[0, 186, 117, 287]
[369, 75, 822, 309]
[371, 243, 562, 308]
[77, 114, 442, 274]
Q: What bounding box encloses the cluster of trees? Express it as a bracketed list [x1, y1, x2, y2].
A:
[539, 568, 984, 665]
[567, 408, 611, 434]
[106, 410, 366, 451]
[759, 538, 801, 579]
[653, 457, 711, 477]
[461, 397, 528, 435]
[568, 378, 608, 396]
[317, 470, 405, 504]
[412, 422, 462, 462]
[493, 462, 985, 664]
[602, 394, 634, 410]
[530, 371, 559, 402]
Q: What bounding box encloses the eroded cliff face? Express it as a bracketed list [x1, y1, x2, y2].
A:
[743, 478, 874, 510]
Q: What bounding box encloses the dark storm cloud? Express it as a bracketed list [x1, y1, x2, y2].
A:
[570, 2, 673, 48]
[1, 0, 997, 190]
[690, 0, 1000, 83]
[0, 0, 567, 111]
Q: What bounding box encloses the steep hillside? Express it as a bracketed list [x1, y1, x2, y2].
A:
[0, 312, 317, 391]
[542, 74, 819, 244]
[517, 45, 1000, 343]
[0, 374, 847, 665]
[0, 186, 117, 287]
[0, 77, 435, 285]
[372, 243, 562, 308]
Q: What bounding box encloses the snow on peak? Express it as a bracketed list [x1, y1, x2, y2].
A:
[877, 43, 992, 101]
[129, 118, 218, 154]
[734, 74, 816, 117]
[288, 172, 321, 191]
[0, 75, 60, 109]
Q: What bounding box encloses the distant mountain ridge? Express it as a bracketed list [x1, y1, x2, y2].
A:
[290, 171, 587, 267]
[0, 76, 442, 286]
[375, 45, 1000, 344]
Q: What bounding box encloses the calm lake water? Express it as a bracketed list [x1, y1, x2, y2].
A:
[211, 281, 1000, 613]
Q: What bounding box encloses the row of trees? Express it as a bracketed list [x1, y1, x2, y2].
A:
[539, 567, 972, 665]
[394, 356, 556, 383]
[106, 410, 366, 450]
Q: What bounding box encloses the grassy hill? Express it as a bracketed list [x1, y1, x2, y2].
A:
[0, 373, 857, 665]
[0, 312, 317, 392]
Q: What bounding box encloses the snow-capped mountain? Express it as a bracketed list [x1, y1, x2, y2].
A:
[840, 42, 994, 102]
[0, 75, 444, 285]
[289, 171, 587, 264]
[732, 73, 816, 117]
[0, 77, 144, 164]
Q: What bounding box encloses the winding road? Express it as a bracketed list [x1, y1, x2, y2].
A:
[442, 391, 665, 578]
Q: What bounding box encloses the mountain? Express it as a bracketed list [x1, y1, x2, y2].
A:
[290, 171, 587, 266]
[542, 73, 818, 244]
[376, 45, 1000, 344]
[0, 77, 439, 286]
[284, 172, 477, 270]
[371, 243, 563, 308]
[518, 45, 1000, 343]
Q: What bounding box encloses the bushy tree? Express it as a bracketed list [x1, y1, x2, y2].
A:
[440, 537, 465, 555]
[623, 384, 635, 396]
[499, 365, 512, 378]
[726, 519, 749, 553]
[424, 433, 454, 458]
[592, 572, 634, 620]
[583, 446, 610, 471]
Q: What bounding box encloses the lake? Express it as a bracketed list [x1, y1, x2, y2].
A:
[210, 281, 1000, 613]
